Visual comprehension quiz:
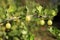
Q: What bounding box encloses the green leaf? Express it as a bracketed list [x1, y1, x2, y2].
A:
[8, 30, 19, 37]
[13, 37, 19, 40]
[30, 34, 34, 40]
[7, 5, 16, 13]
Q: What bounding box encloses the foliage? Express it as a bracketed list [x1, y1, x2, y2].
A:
[48, 26, 60, 40]
[0, 0, 59, 40]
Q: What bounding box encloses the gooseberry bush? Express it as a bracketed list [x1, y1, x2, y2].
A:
[0, 0, 59, 40]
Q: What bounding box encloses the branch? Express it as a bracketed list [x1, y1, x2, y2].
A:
[0, 16, 21, 26]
